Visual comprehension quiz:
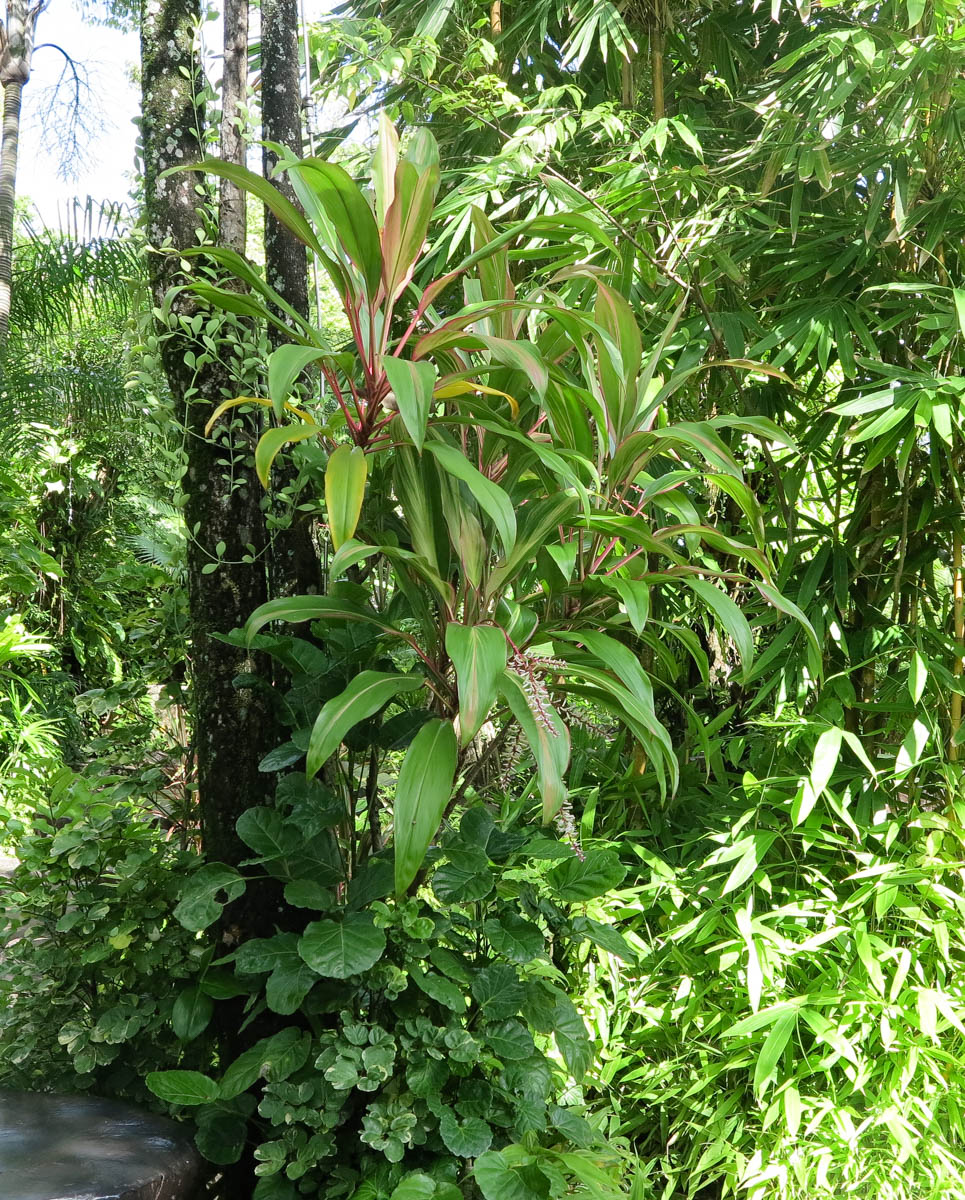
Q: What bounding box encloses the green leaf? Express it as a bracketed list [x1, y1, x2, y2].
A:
[720, 831, 777, 894]
[287, 158, 383, 296]
[446, 624, 508, 747]
[145, 1070, 219, 1106]
[236, 807, 299, 860]
[268, 344, 326, 420]
[474, 1151, 545, 1200]
[174, 863, 245, 932]
[244, 594, 399, 643]
[169, 158, 324, 258]
[220, 1028, 310, 1099]
[755, 580, 821, 659]
[484, 1019, 535, 1060]
[255, 423, 321, 489]
[500, 670, 570, 824]
[484, 913, 544, 963]
[612, 577, 650, 634]
[394, 717, 458, 896]
[383, 158, 440, 303]
[753, 1010, 797, 1096]
[306, 671, 422, 778]
[382, 356, 437, 451]
[546, 850, 626, 902]
[792, 727, 842, 826]
[410, 966, 467, 1011]
[298, 912, 386, 978]
[571, 916, 635, 961]
[423, 439, 517, 555]
[171, 988, 214, 1041]
[909, 651, 927, 704]
[325, 444, 368, 551]
[439, 1111, 493, 1157]
[372, 113, 399, 229]
[552, 990, 592, 1078]
[471, 963, 525, 1018]
[684, 577, 754, 676]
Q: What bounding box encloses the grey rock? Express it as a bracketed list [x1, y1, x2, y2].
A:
[0, 1092, 200, 1199]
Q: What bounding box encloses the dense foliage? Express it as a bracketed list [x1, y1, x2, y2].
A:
[3, 2, 965, 1200]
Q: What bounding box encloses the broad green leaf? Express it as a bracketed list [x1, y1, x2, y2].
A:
[383, 159, 440, 303]
[287, 158, 383, 296]
[471, 963, 525, 1018]
[895, 718, 930, 777]
[171, 988, 214, 1041]
[755, 580, 821, 658]
[474, 1150, 545, 1200]
[372, 112, 399, 229]
[484, 913, 544, 963]
[721, 832, 777, 895]
[684, 577, 754, 675]
[439, 1110, 493, 1158]
[220, 1028, 310, 1099]
[612, 577, 650, 634]
[500, 669, 570, 823]
[736, 907, 763, 1012]
[174, 864, 245, 931]
[792, 726, 842, 826]
[146, 1070, 219, 1106]
[394, 717, 458, 896]
[268, 345, 326, 420]
[423, 439, 517, 554]
[325, 444, 368, 551]
[255, 423, 321, 489]
[168, 158, 324, 258]
[954, 288, 965, 340]
[306, 671, 422, 778]
[244, 594, 399, 643]
[446, 624, 508, 746]
[906, 0, 926, 25]
[298, 912, 387, 978]
[410, 966, 467, 1011]
[381, 356, 436, 451]
[548, 850, 627, 902]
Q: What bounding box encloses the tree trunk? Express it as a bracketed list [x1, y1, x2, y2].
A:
[261, 0, 319, 599]
[140, 0, 278, 871]
[219, 0, 248, 252]
[261, 0, 308, 316]
[0, 0, 45, 355]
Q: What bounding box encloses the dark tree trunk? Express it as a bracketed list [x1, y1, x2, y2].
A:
[260, 0, 308, 315]
[261, 0, 319, 598]
[140, 0, 277, 872]
[219, 0, 249, 252]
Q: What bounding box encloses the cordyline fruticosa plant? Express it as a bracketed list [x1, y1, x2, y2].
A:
[173, 119, 812, 894]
